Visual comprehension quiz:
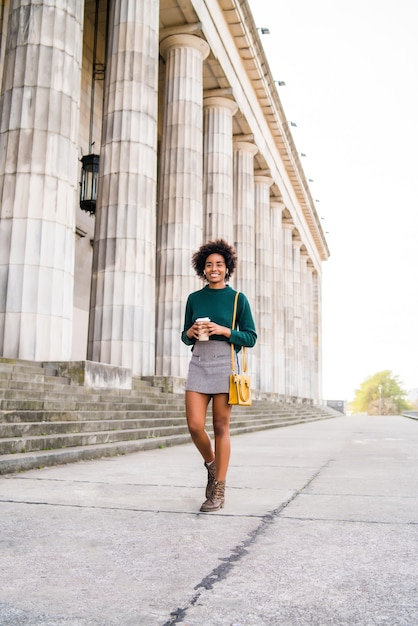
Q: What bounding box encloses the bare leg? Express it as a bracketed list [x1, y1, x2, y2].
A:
[212, 393, 232, 481]
[185, 391, 215, 463]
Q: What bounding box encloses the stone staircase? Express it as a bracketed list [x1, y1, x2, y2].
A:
[0, 357, 339, 475]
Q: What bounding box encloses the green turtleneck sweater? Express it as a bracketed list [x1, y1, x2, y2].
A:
[181, 285, 257, 350]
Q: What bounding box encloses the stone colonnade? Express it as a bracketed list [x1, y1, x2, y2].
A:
[0, 3, 322, 401]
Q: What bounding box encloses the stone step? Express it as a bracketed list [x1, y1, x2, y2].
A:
[0, 378, 175, 399]
[228, 415, 332, 436]
[0, 371, 67, 385]
[0, 397, 186, 411]
[0, 393, 186, 412]
[0, 383, 331, 415]
[0, 434, 194, 475]
[0, 413, 300, 439]
[0, 418, 186, 437]
[0, 368, 71, 386]
[0, 424, 193, 454]
[0, 408, 186, 423]
[0, 360, 50, 375]
[0, 404, 334, 425]
[0, 379, 185, 400]
[0, 380, 93, 393]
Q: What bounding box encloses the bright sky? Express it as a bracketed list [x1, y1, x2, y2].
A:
[248, 0, 418, 401]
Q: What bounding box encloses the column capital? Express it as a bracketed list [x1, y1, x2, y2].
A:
[203, 96, 238, 115]
[233, 140, 258, 156]
[254, 175, 273, 187]
[160, 34, 210, 60]
[270, 200, 285, 211]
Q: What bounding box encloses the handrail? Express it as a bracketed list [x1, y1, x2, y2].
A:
[402, 411, 418, 420]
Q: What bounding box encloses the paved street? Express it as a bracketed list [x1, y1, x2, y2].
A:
[1, 414, 417, 625]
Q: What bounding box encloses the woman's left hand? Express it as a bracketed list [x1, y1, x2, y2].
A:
[207, 322, 231, 339]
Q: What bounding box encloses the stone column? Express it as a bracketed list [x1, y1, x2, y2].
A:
[300, 250, 310, 399]
[271, 201, 285, 396]
[312, 270, 322, 401]
[0, 2, 84, 360]
[233, 141, 258, 303]
[282, 221, 295, 397]
[0, 2, 6, 81]
[306, 260, 316, 400]
[87, 0, 159, 375]
[156, 34, 210, 377]
[203, 96, 237, 242]
[254, 175, 273, 392]
[292, 237, 303, 398]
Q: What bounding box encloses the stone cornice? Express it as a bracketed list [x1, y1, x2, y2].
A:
[211, 0, 330, 262]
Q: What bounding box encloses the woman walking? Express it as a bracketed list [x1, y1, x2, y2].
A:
[181, 239, 257, 512]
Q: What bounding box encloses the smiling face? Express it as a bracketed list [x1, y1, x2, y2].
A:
[205, 253, 227, 289]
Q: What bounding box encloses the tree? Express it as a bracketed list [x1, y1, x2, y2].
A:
[351, 370, 410, 415]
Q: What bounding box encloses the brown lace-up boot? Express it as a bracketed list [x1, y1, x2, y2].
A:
[204, 461, 216, 499]
[200, 480, 225, 512]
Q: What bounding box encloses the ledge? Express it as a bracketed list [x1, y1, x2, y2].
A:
[45, 361, 132, 390]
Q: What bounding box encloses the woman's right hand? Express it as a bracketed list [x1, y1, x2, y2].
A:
[187, 320, 210, 340]
[186, 321, 198, 340]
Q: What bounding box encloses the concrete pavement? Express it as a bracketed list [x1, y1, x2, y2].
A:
[0, 414, 417, 625]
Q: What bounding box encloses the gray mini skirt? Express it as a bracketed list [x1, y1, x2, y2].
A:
[185, 340, 237, 395]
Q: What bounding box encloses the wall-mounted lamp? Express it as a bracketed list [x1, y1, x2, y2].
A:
[80, 154, 100, 215]
[79, 0, 105, 216]
[257, 27, 270, 34]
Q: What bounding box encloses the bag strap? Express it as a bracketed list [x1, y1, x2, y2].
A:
[231, 291, 239, 330]
[230, 292, 247, 374]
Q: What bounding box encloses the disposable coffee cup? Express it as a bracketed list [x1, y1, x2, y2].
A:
[196, 317, 210, 341]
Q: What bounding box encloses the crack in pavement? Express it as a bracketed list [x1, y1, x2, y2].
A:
[163, 459, 333, 625]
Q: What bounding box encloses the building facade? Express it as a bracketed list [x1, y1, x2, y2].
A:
[0, 0, 329, 401]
